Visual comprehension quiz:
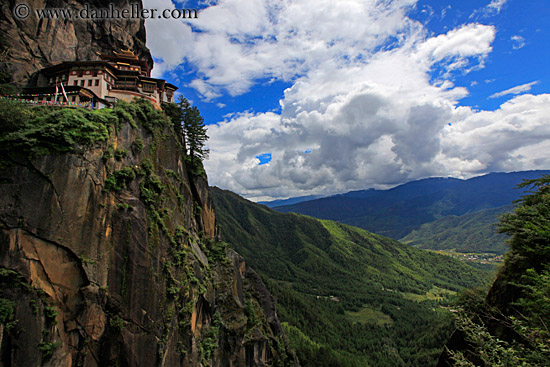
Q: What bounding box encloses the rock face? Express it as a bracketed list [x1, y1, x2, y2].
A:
[0, 0, 153, 86]
[0, 3, 296, 365]
[0, 107, 296, 366]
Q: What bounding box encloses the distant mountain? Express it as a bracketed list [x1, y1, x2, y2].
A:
[274, 171, 550, 241]
[210, 187, 492, 367]
[258, 194, 325, 208]
[401, 206, 512, 254]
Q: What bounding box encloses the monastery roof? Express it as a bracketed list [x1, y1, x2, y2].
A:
[41, 60, 117, 75]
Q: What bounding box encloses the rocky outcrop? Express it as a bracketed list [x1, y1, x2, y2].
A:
[0, 2, 296, 365]
[0, 0, 153, 86]
[0, 104, 296, 366]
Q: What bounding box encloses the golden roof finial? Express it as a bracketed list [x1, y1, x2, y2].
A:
[113, 48, 137, 59]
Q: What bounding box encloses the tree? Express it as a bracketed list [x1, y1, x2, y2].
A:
[177, 96, 209, 170]
[498, 174, 550, 271]
[164, 97, 209, 175]
[444, 174, 550, 366]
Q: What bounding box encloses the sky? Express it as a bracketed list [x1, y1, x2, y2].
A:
[143, 0, 550, 201]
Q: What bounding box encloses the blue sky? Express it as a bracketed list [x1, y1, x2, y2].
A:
[144, 0, 550, 201]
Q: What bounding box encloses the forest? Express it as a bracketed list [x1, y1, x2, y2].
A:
[210, 187, 494, 366]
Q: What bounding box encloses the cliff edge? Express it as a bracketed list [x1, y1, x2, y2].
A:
[0, 99, 296, 366]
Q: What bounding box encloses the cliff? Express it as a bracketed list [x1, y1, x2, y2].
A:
[0, 0, 153, 86]
[0, 99, 296, 366]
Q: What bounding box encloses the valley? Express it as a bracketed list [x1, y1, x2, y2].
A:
[211, 187, 494, 367]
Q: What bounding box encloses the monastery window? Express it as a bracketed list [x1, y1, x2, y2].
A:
[72, 96, 76, 102]
[95, 79, 99, 86]
[74, 80, 78, 86]
[88, 80, 93, 87]
[142, 83, 155, 93]
[80, 80, 85, 86]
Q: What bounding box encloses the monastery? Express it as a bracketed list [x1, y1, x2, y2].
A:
[11, 49, 177, 109]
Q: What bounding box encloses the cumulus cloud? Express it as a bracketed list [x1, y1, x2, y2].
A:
[489, 81, 539, 99]
[206, 84, 550, 200]
[145, 0, 420, 97]
[201, 20, 502, 200]
[144, 0, 549, 201]
[417, 24, 494, 63]
[441, 94, 550, 173]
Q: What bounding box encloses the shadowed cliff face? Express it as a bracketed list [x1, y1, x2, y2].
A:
[0, 102, 296, 367]
[0, 0, 153, 85]
[0, 4, 296, 365]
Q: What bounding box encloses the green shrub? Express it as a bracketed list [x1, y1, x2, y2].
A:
[116, 203, 133, 211]
[114, 149, 128, 160]
[38, 341, 60, 360]
[0, 298, 16, 331]
[0, 102, 113, 164]
[131, 138, 144, 153]
[109, 314, 124, 332]
[44, 305, 58, 325]
[105, 167, 136, 192]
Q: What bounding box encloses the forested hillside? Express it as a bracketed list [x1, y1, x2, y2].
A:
[274, 171, 550, 241]
[211, 187, 494, 367]
[401, 206, 512, 254]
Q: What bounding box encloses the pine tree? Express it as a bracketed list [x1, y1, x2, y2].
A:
[444, 174, 550, 366]
[175, 96, 209, 173]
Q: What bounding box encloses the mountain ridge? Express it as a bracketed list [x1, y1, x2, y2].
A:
[273, 170, 550, 241]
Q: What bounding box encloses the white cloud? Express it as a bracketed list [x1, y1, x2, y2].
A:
[144, 0, 549, 201]
[145, 0, 420, 98]
[487, 0, 507, 13]
[417, 24, 494, 63]
[203, 22, 502, 200]
[469, 0, 507, 19]
[489, 81, 539, 99]
[206, 83, 550, 200]
[511, 35, 526, 49]
[441, 94, 550, 173]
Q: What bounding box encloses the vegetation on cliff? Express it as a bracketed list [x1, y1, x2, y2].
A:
[440, 175, 550, 366]
[163, 97, 209, 176]
[211, 187, 495, 367]
[0, 99, 295, 367]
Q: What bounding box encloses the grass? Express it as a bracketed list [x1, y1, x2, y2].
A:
[401, 286, 457, 303]
[345, 306, 393, 326]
